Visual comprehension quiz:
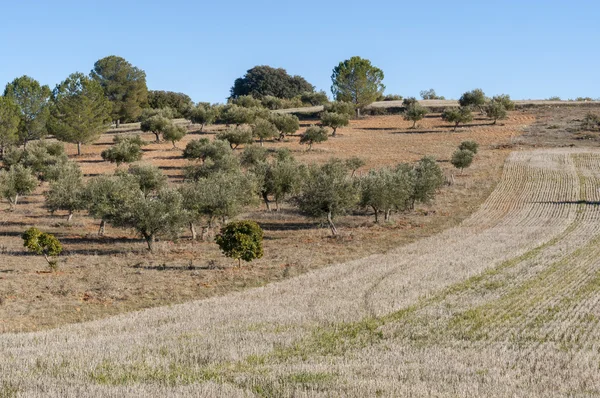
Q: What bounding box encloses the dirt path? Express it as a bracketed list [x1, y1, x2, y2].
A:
[2, 148, 600, 397]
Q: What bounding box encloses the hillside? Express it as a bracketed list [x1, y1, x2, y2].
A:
[2, 148, 600, 397]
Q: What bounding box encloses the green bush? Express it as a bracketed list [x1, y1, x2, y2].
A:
[22, 227, 62, 270]
[458, 141, 479, 154]
[216, 126, 254, 149]
[215, 220, 264, 266]
[403, 102, 428, 128]
[451, 149, 474, 174]
[300, 126, 328, 150]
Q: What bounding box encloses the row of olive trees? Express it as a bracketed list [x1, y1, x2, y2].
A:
[401, 89, 516, 131]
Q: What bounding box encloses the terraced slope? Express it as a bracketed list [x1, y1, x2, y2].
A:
[2, 149, 600, 397]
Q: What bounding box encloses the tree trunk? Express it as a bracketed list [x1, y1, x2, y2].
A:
[145, 234, 155, 252]
[67, 212, 73, 222]
[413, 120, 417, 128]
[373, 207, 379, 223]
[154, 132, 160, 142]
[201, 226, 209, 241]
[385, 209, 392, 222]
[279, 132, 285, 141]
[454, 122, 458, 132]
[275, 198, 280, 211]
[327, 211, 338, 236]
[77, 142, 82, 156]
[332, 127, 337, 137]
[200, 123, 205, 132]
[493, 119, 497, 125]
[116, 119, 121, 128]
[190, 222, 197, 240]
[262, 192, 271, 211]
[356, 108, 361, 118]
[308, 142, 312, 151]
[98, 220, 106, 236]
[260, 138, 264, 147]
[13, 194, 18, 206]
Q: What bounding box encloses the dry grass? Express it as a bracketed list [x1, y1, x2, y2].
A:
[0, 112, 533, 334]
[1, 148, 600, 397]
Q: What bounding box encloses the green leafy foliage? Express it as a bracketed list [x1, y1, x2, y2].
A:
[345, 157, 366, 176]
[216, 126, 254, 149]
[183, 139, 239, 180]
[44, 162, 86, 219]
[459, 141, 479, 154]
[420, 89, 445, 100]
[3, 75, 51, 145]
[458, 89, 486, 110]
[252, 118, 279, 145]
[0, 164, 38, 208]
[300, 126, 328, 150]
[451, 149, 475, 173]
[215, 220, 264, 266]
[230, 65, 315, 99]
[101, 136, 144, 165]
[320, 112, 349, 136]
[268, 113, 300, 140]
[360, 166, 414, 222]
[0, 96, 21, 158]
[442, 107, 473, 131]
[402, 97, 418, 107]
[484, 102, 508, 124]
[240, 145, 269, 167]
[48, 72, 112, 155]
[162, 123, 187, 148]
[324, 101, 355, 117]
[2, 141, 68, 181]
[147, 90, 193, 118]
[90, 55, 149, 123]
[331, 57, 385, 115]
[252, 155, 303, 211]
[22, 227, 62, 269]
[121, 164, 168, 198]
[491, 94, 515, 111]
[582, 113, 600, 131]
[403, 102, 429, 128]
[294, 159, 358, 235]
[187, 103, 217, 131]
[139, 108, 173, 142]
[260, 96, 284, 110]
[301, 91, 329, 106]
[230, 95, 263, 108]
[410, 157, 444, 207]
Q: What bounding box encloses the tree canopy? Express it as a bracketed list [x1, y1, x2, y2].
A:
[3, 75, 51, 146]
[0, 96, 21, 158]
[147, 90, 193, 118]
[230, 65, 315, 99]
[90, 55, 149, 123]
[48, 72, 112, 155]
[331, 56, 385, 116]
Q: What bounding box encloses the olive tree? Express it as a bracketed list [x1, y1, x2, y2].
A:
[269, 113, 299, 141]
[253, 157, 303, 211]
[216, 126, 253, 149]
[331, 56, 385, 117]
[187, 103, 217, 132]
[180, 171, 257, 239]
[240, 145, 269, 167]
[345, 156, 366, 177]
[140, 109, 173, 142]
[0, 164, 38, 208]
[451, 149, 474, 174]
[459, 89, 486, 112]
[3, 141, 68, 181]
[324, 101, 355, 117]
[360, 167, 414, 222]
[459, 140, 479, 154]
[252, 118, 278, 146]
[484, 102, 507, 125]
[409, 156, 444, 208]
[162, 123, 187, 148]
[442, 107, 473, 131]
[294, 159, 358, 235]
[121, 164, 168, 198]
[420, 89, 445, 100]
[215, 220, 264, 267]
[320, 112, 349, 136]
[403, 102, 429, 128]
[300, 126, 328, 150]
[101, 135, 144, 166]
[44, 162, 86, 221]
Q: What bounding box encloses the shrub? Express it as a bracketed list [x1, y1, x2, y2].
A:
[260, 96, 283, 110]
[215, 220, 264, 266]
[22, 227, 62, 270]
[402, 97, 418, 108]
[230, 95, 263, 109]
[451, 149, 474, 174]
[300, 126, 328, 150]
[101, 137, 144, 165]
[301, 91, 329, 106]
[381, 94, 403, 101]
[459, 141, 479, 154]
[324, 101, 355, 117]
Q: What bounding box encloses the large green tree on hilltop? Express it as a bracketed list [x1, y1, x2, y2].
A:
[331, 56, 385, 117]
[48, 73, 112, 155]
[230, 65, 315, 99]
[3, 75, 51, 146]
[0, 96, 21, 158]
[90, 55, 148, 125]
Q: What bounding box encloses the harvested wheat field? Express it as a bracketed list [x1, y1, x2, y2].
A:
[0, 112, 532, 333]
[2, 147, 600, 397]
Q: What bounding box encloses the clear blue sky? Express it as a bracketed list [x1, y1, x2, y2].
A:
[1, 0, 598, 103]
